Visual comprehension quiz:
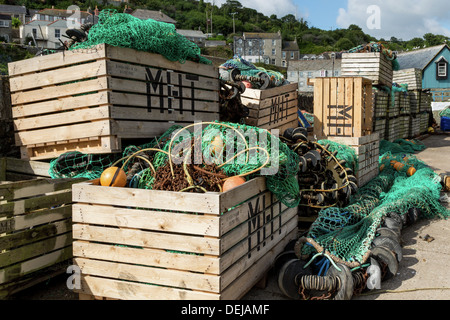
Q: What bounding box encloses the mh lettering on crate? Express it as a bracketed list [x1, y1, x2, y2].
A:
[327, 104, 355, 134]
[145, 67, 199, 115]
[247, 193, 282, 258]
[269, 94, 290, 125]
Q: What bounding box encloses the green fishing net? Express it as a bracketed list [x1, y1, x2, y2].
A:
[302, 139, 449, 265]
[317, 139, 359, 173]
[70, 9, 211, 65]
[439, 106, 450, 118]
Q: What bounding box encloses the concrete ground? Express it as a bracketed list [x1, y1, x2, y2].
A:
[244, 132, 450, 301]
[8, 133, 450, 301]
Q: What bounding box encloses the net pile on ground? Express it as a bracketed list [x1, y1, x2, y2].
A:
[69, 9, 211, 65]
[300, 140, 449, 267]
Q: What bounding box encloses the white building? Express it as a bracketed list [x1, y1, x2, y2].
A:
[20, 19, 68, 49]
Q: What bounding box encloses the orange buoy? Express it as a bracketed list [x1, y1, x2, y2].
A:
[407, 166, 416, 177]
[222, 176, 246, 192]
[393, 162, 405, 172]
[380, 164, 385, 172]
[211, 135, 224, 156]
[100, 166, 127, 187]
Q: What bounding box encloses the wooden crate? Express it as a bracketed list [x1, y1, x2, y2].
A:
[372, 90, 389, 118]
[8, 44, 220, 161]
[419, 92, 432, 113]
[420, 112, 431, 133]
[393, 68, 422, 90]
[388, 92, 400, 118]
[71, 177, 298, 300]
[409, 114, 421, 138]
[409, 90, 421, 114]
[341, 52, 393, 87]
[399, 92, 410, 115]
[398, 115, 410, 139]
[373, 118, 386, 140]
[313, 77, 373, 138]
[240, 83, 299, 130]
[0, 157, 84, 298]
[386, 117, 400, 142]
[319, 133, 380, 187]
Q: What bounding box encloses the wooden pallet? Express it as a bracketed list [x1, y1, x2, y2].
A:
[393, 68, 422, 90]
[312, 77, 373, 138]
[8, 44, 220, 160]
[386, 117, 400, 142]
[419, 92, 432, 113]
[240, 83, 299, 130]
[316, 133, 380, 187]
[409, 90, 421, 114]
[420, 112, 431, 133]
[372, 90, 389, 118]
[398, 115, 410, 139]
[0, 157, 84, 298]
[399, 92, 411, 115]
[409, 114, 421, 138]
[71, 177, 298, 300]
[341, 52, 393, 87]
[373, 118, 386, 140]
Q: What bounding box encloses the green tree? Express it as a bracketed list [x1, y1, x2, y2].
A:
[334, 38, 354, 51]
[11, 17, 21, 29]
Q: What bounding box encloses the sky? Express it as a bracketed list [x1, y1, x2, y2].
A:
[212, 0, 450, 41]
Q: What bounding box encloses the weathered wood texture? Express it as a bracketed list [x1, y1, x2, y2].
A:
[341, 52, 393, 87]
[313, 77, 373, 138]
[8, 44, 220, 160]
[71, 177, 298, 300]
[0, 157, 83, 298]
[393, 68, 422, 90]
[240, 83, 299, 131]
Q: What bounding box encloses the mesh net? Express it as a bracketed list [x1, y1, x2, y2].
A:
[49, 122, 301, 208]
[317, 139, 359, 172]
[439, 106, 450, 118]
[70, 9, 211, 65]
[302, 139, 449, 266]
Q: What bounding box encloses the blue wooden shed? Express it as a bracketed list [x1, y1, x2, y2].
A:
[396, 44, 450, 101]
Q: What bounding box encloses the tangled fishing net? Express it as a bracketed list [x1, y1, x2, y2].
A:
[70, 9, 211, 65]
[301, 139, 449, 266]
[219, 55, 287, 88]
[49, 121, 301, 208]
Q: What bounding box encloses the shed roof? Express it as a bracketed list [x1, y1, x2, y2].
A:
[396, 44, 449, 70]
[131, 9, 176, 24]
[288, 59, 342, 72]
[0, 4, 27, 15]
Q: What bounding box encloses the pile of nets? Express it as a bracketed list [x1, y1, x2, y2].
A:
[219, 55, 287, 88]
[439, 106, 450, 118]
[70, 9, 211, 65]
[317, 139, 359, 173]
[301, 139, 449, 267]
[49, 121, 301, 208]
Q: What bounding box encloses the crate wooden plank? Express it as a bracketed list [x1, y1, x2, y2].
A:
[3, 158, 51, 179]
[240, 83, 298, 100]
[314, 77, 373, 138]
[341, 52, 393, 87]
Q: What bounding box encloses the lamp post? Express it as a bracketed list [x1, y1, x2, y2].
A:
[231, 12, 237, 35]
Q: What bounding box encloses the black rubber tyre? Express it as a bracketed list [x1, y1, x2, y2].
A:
[277, 259, 312, 300]
[372, 236, 403, 262]
[326, 263, 354, 300]
[375, 227, 401, 244]
[370, 245, 398, 281]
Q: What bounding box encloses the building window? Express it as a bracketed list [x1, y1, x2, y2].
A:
[271, 58, 276, 64]
[290, 52, 294, 59]
[55, 29, 61, 38]
[299, 81, 304, 87]
[436, 57, 448, 80]
[248, 48, 252, 55]
[299, 72, 304, 78]
[272, 39, 276, 46]
[272, 48, 276, 55]
[334, 70, 339, 77]
[307, 72, 313, 78]
[32, 28, 37, 38]
[282, 61, 286, 67]
[282, 51, 286, 59]
[0, 20, 8, 27]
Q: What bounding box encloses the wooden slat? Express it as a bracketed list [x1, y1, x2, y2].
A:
[9, 60, 108, 92]
[240, 83, 298, 100]
[4, 158, 51, 178]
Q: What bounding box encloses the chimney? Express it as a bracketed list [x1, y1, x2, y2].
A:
[95, 5, 99, 16]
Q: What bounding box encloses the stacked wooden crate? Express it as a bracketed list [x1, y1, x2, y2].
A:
[409, 90, 421, 137]
[341, 52, 393, 88]
[313, 77, 379, 187]
[8, 44, 220, 161]
[71, 177, 298, 300]
[241, 83, 299, 133]
[419, 92, 432, 134]
[386, 92, 400, 141]
[0, 157, 84, 298]
[393, 68, 422, 90]
[398, 92, 411, 139]
[372, 90, 389, 140]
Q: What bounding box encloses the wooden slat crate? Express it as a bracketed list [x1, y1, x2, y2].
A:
[0, 157, 84, 298]
[319, 133, 380, 187]
[386, 117, 399, 142]
[409, 114, 421, 138]
[313, 77, 373, 138]
[341, 52, 393, 87]
[373, 118, 386, 140]
[372, 90, 389, 118]
[393, 68, 422, 90]
[388, 92, 400, 118]
[71, 177, 298, 300]
[398, 115, 410, 139]
[399, 92, 410, 115]
[409, 90, 421, 114]
[420, 112, 431, 134]
[240, 83, 299, 131]
[8, 44, 220, 161]
[419, 92, 432, 113]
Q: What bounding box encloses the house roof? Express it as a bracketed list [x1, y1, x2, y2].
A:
[131, 9, 176, 24]
[243, 32, 281, 39]
[36, 8, 92, 19]
[282, 40, 299, 51]
[396, 44, 449, 71]
[176, 29, 206, 38]
[0, 4, 27, 15]
[288, 59, 342, 72]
